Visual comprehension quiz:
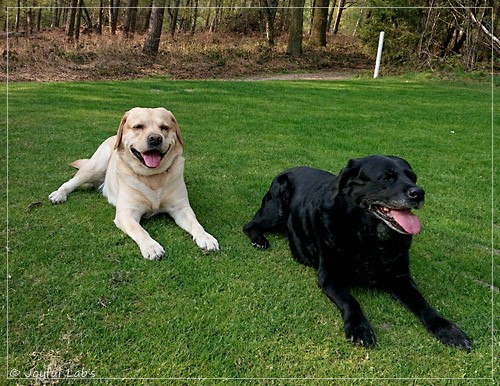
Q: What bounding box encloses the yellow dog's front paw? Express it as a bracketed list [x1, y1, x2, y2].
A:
[140, 240, 165, 260]
[49, 190, 68, 204]
[194, 232, 219, 252]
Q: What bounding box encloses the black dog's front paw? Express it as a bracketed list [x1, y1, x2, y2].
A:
[251, 235, 270, 249]
[428, 317, 472, 351]
[344, 320, 376, 348]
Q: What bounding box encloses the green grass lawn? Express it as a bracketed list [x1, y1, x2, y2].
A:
[3, 76, 498, 383]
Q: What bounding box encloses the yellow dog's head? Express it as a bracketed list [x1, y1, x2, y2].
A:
[114, 107, 184, 173]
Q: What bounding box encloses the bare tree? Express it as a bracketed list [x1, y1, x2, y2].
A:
[287, 0, 305, 55]
[168, 0, 181, 37]
[15, 0, 21, 32]
[109, 0, 121, 35]
[52, 0, 63, 28]
[208, 0, 223, 32]
[36, 7, 42, 31]
[66, 0, 78, 39]
[25, 6, 32, 35]
[326, 0, 337, 32]
[97, 0, 104, 34]
[309, 0, 329, 47]
[469, 7, 500, 53]
[124, 0, 139, 38]
[191, 0, 199, 34]
[143, 0, 154, 32]
[359, 0, 495, 71]
[260, 0, 278, 45]
[332, 0, 345, 34]
[143, 0, 166, 55]
[74, 0, 84, 39]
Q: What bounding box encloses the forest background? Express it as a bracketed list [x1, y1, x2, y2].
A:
[1, 0, 498, 82]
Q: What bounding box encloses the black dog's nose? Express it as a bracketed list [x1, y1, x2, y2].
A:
[407, 187, 425, 201]
[148, 134, 163, 146]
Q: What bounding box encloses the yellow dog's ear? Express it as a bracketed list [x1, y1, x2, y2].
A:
[171, 115, 184, 146]
[114, 111, 129, 150]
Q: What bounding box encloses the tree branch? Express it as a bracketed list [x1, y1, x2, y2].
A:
[469, 9, 500, 53]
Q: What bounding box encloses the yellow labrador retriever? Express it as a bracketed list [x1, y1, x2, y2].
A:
[49, 107, 219, 260]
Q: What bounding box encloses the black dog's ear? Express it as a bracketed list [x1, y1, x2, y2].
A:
[336, 158, 362, 189]
[331, 158, 364, 202]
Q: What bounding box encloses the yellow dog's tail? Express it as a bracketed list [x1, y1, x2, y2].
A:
[69, 159, 89, 169]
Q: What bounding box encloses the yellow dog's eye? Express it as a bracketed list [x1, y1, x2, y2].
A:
[160, 125, 169, 131]
[133, 124, 144, 130]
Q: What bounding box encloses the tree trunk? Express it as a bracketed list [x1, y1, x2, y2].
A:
[308, 0, 314, 35]
[75, 0, 84, 40]
[143, 0, 153, 32]
[260, 0, 277, 46]
[15, 0, 21, 32]
[286, 0, 305, 55]
[66, 0, 78, 39]
[97, 0, 104, 34]
[326, 0, 337, 32]
[352, 6, 362, 36]
[143, 0, 166, 55]
[416, 3, 436, 63]
[110, 0, 121, 35]
[26, 7, 32, 35]
[332, 0, 344, 34]
[52, 1, 61, 28]
[169, 0, 180, 37]
[205, 1, 212, 30]
[209, 0, 222, 32]
[309, 0, 328, 47]
[81, 2, 92, 30]
[36, 8, 42, 31]
[469, 7, 500, 53]
[124, 0, 139, 38]
[191, 0, 199, 35]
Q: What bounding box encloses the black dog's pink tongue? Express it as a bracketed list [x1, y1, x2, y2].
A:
[142, 151, 161, 168]
[392, 209, 421, 234]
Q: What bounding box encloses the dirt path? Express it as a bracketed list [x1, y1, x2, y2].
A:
[239, 69, 368, 81]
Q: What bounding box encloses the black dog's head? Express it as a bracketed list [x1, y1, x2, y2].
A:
[336, 155, 425, 235]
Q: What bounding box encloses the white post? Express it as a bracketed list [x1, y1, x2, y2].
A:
[374, 31, 385, 79]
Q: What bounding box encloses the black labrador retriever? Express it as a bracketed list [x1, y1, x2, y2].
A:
[243, 155, 471, 349]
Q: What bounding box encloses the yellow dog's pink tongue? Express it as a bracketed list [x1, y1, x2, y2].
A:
[142, 151, 162, 168]
[392, 209, 421, 234]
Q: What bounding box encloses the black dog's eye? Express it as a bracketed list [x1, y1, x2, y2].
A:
[133, 124, 144, 130]
[380, 170, 396, 181]
[159, 124, 169, 131]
